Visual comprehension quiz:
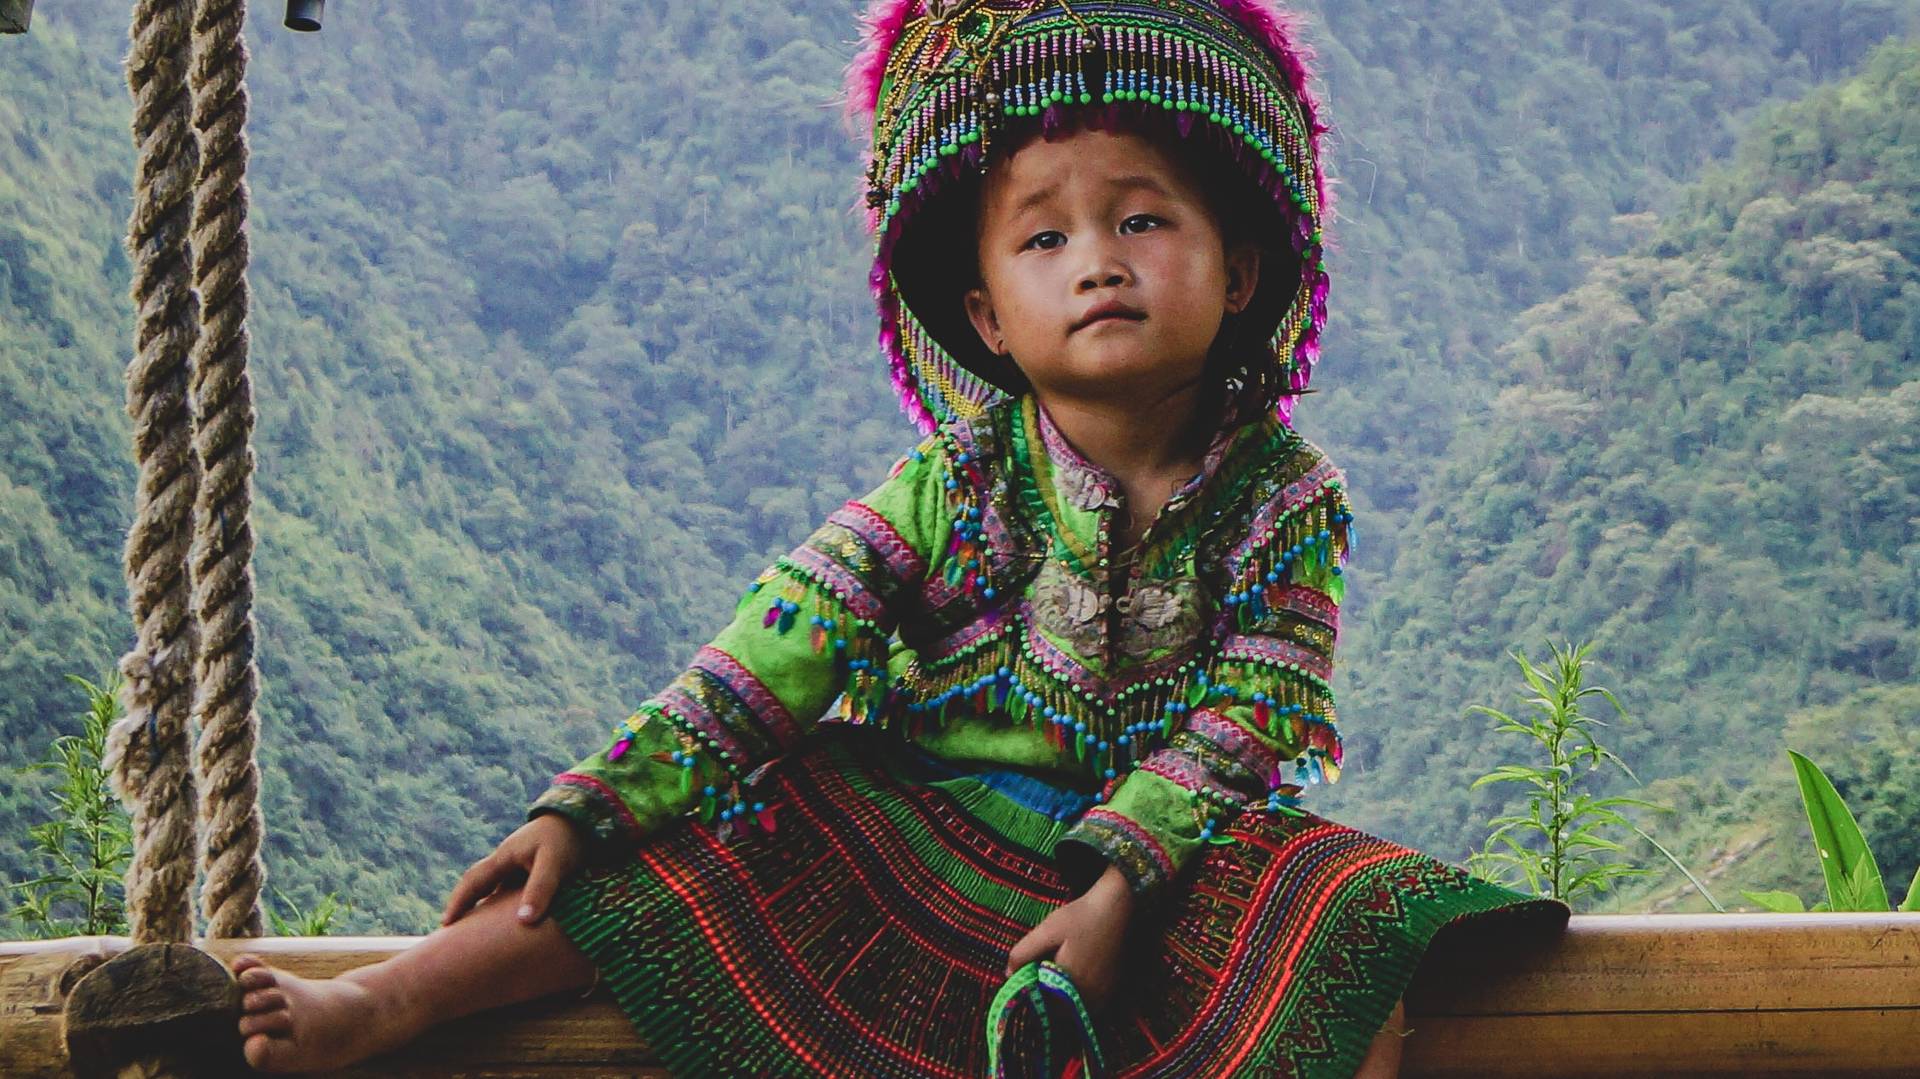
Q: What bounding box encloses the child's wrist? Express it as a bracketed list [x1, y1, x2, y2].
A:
[1087, 863, 1136, 911]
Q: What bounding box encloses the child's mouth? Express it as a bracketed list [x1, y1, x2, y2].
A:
[1072, 309, 1148, 333]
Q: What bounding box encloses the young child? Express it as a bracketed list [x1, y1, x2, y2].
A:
[230, 1, 1570, 1075]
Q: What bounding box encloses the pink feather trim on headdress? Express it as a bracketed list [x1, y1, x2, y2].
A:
[841, 0, 924, 229]
[1213, 0, 1337, 250]
[843, 0, 920, 131]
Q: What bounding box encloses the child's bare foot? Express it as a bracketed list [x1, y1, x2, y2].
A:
[232, 953, 420, 1073]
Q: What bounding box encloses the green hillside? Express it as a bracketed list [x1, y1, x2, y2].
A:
[1340, 41, 1920, 912]
[2, 3, 1915, 929]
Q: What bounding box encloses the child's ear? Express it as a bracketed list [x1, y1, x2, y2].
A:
[1224, 243, 1261, 315]
[963, 285, 1007, 356]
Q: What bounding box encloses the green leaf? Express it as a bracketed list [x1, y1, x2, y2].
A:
[1568, 809, 1628, 831]
[1740, 889, 1807, 913]
[1841, 848, 1888, 912]
[1899, 866, 1920, 914]
[1465, 705, 1512, 725]
[1515, 657, 1554, 702]
[1469, 765, 1549, 791]
[1484, 830, 1533, 853]
[1786, 749, 1888, 912]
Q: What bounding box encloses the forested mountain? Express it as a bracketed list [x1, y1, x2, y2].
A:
[2, 2, 1915, 929]
[1350, 41, 1920, 910]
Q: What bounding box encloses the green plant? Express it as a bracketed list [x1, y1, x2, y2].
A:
[1465, 641, 1724, 912]
[265, 886, 352, 936]
[1740, 749, 1920, 914]
[5, 674, 134, 938]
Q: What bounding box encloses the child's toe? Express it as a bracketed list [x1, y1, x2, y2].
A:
[243, 1031, 292, 1072]
[240, 1008, 293, 1038]
[237, 964, 278, 990]
[231, 953, 266, 974]
[243, 986, 286, 1013]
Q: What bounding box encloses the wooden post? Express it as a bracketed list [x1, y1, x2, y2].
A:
[62, 943, 245, 1079]
[0, 0, 33, 34]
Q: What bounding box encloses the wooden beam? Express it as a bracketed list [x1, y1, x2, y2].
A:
[1403, 912, 1920, 1077]
[2, 913, 1916, 1077]
[1, 937, 660, 1078]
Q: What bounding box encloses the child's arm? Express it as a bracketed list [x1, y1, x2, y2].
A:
[1054, 447, 1356, 903]
[521, 435, 956, 876]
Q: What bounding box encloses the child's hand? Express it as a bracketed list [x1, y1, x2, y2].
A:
[1005, 864, 1136, 1013]
[441, 812, 588, 928]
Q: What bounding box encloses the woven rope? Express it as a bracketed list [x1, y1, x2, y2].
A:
[105, 0, 206, 947]
[185, 0, 266, 940]
[103, 0, 267, 944]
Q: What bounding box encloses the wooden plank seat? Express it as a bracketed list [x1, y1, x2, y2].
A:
[3, 913, 1916, 1077]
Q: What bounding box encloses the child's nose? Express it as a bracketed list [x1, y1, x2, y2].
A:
[1073, 231, 1132, 290]
[1078, 261, 1131, 291]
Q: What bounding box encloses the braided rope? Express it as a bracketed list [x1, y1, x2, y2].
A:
[185, 0, 266, 940]
[104, 0, 205, 947]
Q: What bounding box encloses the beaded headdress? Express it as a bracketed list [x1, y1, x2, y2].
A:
[844, 0, 1334, 434]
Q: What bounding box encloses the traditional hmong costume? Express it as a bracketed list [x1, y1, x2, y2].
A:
[533, 2, 1570, 1076]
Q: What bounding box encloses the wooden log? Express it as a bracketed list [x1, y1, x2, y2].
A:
[1, 914, 1916, 1077]
[62, 943, 245, 1078]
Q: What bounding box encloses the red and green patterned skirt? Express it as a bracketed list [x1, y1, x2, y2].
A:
[550, 728, 1569, 1078]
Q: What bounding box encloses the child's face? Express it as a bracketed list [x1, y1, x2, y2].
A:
[962, 126, 1259, 406]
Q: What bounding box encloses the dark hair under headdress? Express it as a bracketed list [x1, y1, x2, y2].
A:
[842, 0, 1336, 434]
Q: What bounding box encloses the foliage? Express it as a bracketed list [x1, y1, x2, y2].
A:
[266, 885, 352, 937]
[4, 674, 131, 939]
[1465, 642, 1721, 911]
[1613, 681, 1920, 914]
[1345, 39, 1920, 893]
[1740, 749, 1920, 912]
[2, 670, 352, 939]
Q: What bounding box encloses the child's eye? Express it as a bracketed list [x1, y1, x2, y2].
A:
[1120, 214, 1162, 234]
[1023, 230, 1065, 251]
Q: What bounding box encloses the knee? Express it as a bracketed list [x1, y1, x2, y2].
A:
[1352, 996, 1411, 1079]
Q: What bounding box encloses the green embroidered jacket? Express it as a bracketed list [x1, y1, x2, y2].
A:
[530, 393, 1355, 900]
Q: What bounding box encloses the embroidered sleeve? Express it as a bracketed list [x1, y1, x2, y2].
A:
[1054, 464, 1355, 899]
[528, 436, 954, 847]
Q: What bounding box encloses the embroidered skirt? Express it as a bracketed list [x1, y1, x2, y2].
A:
[549, 728, 1569, 1078]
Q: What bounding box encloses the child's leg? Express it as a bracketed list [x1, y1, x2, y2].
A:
[232, 884, 598, 1074]
[1351, 996, 1408, 1079]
